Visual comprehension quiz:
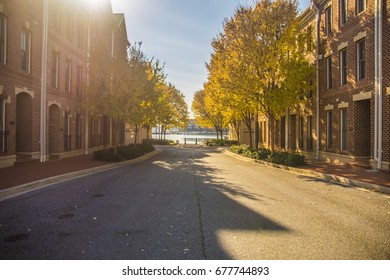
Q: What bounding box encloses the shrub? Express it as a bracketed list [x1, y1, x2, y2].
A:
[266, 151, 305, 166]
[205, 139, 238, 146]
[267, 151, 289, 165]
[284, 153, 306, 166]
[93, 143, 155, 162]
[142, 139, 174, 145]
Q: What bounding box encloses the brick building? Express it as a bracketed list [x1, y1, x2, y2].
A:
[0, 0, 128, 168]
[236, 0, 390, 171]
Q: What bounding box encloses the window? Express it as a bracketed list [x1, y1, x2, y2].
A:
[308, 78, 313, 98]
[65, 59, 72, 93]
[357, 39, 365, 81]
[76, 65, 82, 96]
[76, 113, 82, 148]
[20, 28, 31, 73]
[356, 0, 365, 14]
[307, 116, 313, 151]
[0, 98, 6, 152]
[54, 1, 61, 32]
[64, 112, 71, 150]
[306, 26, 313, 52]
[326, 110, 333, 149]
[340, 0, 347, 26]
[77, 23, 84, 50]
[275, 120, 280, 146]
[327, 56, 333, 90]
[281, 117, 286, 149]
[0, 13, 6, 65]
[325, 7, 332, 35]
[51, 51, 59, 88]
[66, 10, 73, 41]
[299, 116, 304, 150]
[340, 48, 347, 85]
[341, 108, 348, 151]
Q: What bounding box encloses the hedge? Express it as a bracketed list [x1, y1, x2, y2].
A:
[230, 145, 306, 167]
[93, 143, 155, 162]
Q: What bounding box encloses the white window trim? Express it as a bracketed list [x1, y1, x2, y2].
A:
[340, 108, 348, 151]
[326, 110, 333, 149]
[0, 13, 7, 65]
[339, 0, 347, 26]
[0, 98, 5, 152]
[326, 56, 332, 90]
[357, 39, 365, 81]
[356, 0, 366, 15]
[340, 48, 347, 86]
[21, 28, 32, 73]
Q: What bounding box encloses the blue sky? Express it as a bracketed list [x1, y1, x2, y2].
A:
[111, 0, 311, 109]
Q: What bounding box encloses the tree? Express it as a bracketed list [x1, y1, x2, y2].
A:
[191, 89, 227, 139]
[205, 0, 315, 150]
[84, 37, 131, 152]
[156, 83, 189, 139]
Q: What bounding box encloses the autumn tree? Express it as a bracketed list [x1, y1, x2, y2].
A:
[156, 83, 189, 139]
[84, 37, 131, 152]
[206, 0, 315, 150]
[191, 89, 227, 139]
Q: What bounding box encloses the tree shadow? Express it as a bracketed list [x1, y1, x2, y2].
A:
[152, 146, 289, 259]
[0, 146, 289, 260]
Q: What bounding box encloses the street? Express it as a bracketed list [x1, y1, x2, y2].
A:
[0, 146, 389, 259]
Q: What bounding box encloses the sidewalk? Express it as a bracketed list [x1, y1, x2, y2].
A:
[224, 150, 390, 194]
[0, 154, 110, 191]
[0, 148, 389, 196]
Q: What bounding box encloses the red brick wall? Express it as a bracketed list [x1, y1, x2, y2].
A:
[318, 0, 376, 160]
[382, 0, 390, 163]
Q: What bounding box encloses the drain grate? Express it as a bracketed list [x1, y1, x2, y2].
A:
[4, 233, 29, 242]
[57, 213, 75, 220]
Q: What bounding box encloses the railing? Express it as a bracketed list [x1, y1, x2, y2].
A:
[0, 130, 9, 153]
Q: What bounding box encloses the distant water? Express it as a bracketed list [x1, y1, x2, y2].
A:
[152, 133, 228, 144]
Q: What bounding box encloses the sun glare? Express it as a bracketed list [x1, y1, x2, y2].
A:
[85, 0, 105, 9]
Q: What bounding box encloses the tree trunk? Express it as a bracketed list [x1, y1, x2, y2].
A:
[146, 125, 150, 139]
[113, 119, 118, 154]
[254, 112, 259, 149]
[134, 124, 138, 144]
[233, 121, 241, 144]
[269, 114, 275, 152]
[244, 118, 253, 149]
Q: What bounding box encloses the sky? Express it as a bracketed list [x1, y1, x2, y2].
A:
[110, 0, 311, 110]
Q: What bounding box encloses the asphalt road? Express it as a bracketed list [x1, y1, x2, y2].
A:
[0, 146, 389, 259]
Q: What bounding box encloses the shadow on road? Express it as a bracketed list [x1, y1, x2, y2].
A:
[153, 146, 289, 259]
[0, 146, 290, 260]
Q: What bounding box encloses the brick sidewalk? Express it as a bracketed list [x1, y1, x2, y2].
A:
[304, 162, 390, 189]
[0, 155, 110, 190]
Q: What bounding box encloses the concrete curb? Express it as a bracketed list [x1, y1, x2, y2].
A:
[0, 149, 161, 201]
[224, 150, 390, 195]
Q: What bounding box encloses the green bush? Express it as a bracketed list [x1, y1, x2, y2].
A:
[205, 139, 238, 146]
[142, 139, 175, 145]
[284, 153, 306, 166]
[251, 148, 271, 160]
[267, 151, 289, 165]
[230, 144, 305, 167]
[93, 143, 155, 162]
